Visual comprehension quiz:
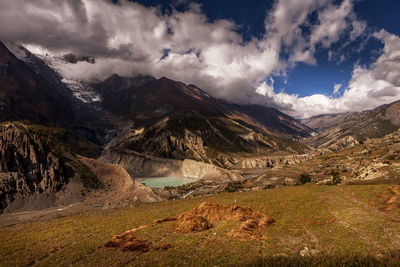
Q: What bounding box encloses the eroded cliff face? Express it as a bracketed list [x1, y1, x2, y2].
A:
[0, 124, 78, 212]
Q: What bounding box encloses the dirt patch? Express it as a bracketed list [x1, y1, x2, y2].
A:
[379, 186, 400, 212]
[176, 202, 273, 223]
[386, 196, 397, 205]
[388, 186, 399, 196]
[105, 202, 275, 252]
[173, 215, 212, 233]
[105, 233, 170, 252]
[172, 202, 275, 239]
[380, 206, 395, 211]
[228, 219, 263, 240]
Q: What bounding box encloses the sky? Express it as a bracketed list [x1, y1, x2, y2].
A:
[0, 0, 399, 118]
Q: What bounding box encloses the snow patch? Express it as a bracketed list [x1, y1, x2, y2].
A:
[36, 54, 102, 103]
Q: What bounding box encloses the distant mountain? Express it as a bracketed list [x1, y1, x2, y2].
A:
[0, 41, 75, 126]
[0, 42, 315, 165]
[94, 75, 313, 137]
[92, 75, 312, 166]
[1, 42, 116, 147]
[235, 104, 314, 139]
[301, 113, 353, 132]
[304, 100, 400, 150]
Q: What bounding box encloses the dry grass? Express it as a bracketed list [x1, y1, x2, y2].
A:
[1, 184, 400, 266]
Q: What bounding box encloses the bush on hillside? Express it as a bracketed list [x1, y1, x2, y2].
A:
[300, 173, 312, 184]
[328, 170, 342, 185]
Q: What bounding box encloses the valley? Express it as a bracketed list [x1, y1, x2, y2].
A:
[1, 40, 400, 215]
[0, 39, 400, 265]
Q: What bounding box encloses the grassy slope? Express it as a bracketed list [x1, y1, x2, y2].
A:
[1, 185, 400, 266]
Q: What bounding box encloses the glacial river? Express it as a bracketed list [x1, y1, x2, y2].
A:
[136, 176, 197, 188]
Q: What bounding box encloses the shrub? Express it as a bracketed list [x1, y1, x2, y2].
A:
[225, 181, 244, 192]
[329, 170, 342, 185]
[300, 173, 312, 184]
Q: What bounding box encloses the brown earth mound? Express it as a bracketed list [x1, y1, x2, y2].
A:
[172, 202, 275, 238]
[379, 186, 400, 212]
[389, 186, 399, 196]
[176, 202, 274, 223]
[105, 233, 171, 252]
[228, 219, 263, 240]
[386, 196, 397, 205]
[173, 215, 212, 233]
[105, 202, 275, 252]
[380, 206, 395, 211]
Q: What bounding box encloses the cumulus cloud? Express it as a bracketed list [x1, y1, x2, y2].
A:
[333, 83, 342, 95]
[310, 0, 353, 48]
[0, 0, 396, 118]
[256, 30, 400, 118]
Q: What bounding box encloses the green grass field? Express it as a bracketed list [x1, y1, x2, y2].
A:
[1, 184, 400, 266]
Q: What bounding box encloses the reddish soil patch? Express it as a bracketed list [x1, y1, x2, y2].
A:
[379, 186, 400, 212]
[105, 202, 275, 252]
[389, 186, 400, 196]
[105, 233, 171, 252]
[172, 202, 275, 238]
[173, 215, 212, 233]
[381, 206, 395, 211]
[386, 196, 397, 205]
[176, 202, 274, 223]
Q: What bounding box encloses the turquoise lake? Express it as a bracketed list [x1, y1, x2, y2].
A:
[136, 176, 197, 188]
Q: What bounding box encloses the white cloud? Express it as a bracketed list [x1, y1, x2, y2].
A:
[0, 0, 394, 118]
[333, 83, 342, 95]
[256, 30, 400, 118]
[310, 0, 353, 48]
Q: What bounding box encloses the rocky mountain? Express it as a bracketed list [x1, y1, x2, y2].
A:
[301, 113, 353, 132]
[235, 104, 314, 139]
[2, 40, 400, 219]
[0, 41, 76, 126]
[94, 75, 313, 137]
[304, 100, 400, 150]
[92, 75, 312, 166]
[1, 41, 313, 151]
[1, 42, 119, 150]
[0, 123, 99, 212]
[0, 122, 171, 213]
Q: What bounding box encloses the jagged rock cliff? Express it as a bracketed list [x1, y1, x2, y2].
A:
[0, 124, 82, 212]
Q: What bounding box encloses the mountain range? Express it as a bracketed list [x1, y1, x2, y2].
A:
[0, 41, 400, 213]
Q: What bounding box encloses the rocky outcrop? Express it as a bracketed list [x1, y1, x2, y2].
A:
[0, 124, 79, 212]
[100, 148, 243, 183]
[125, 120, 210, 162]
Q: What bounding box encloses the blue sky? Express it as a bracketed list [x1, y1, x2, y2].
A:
[1, 0, 399, 117]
